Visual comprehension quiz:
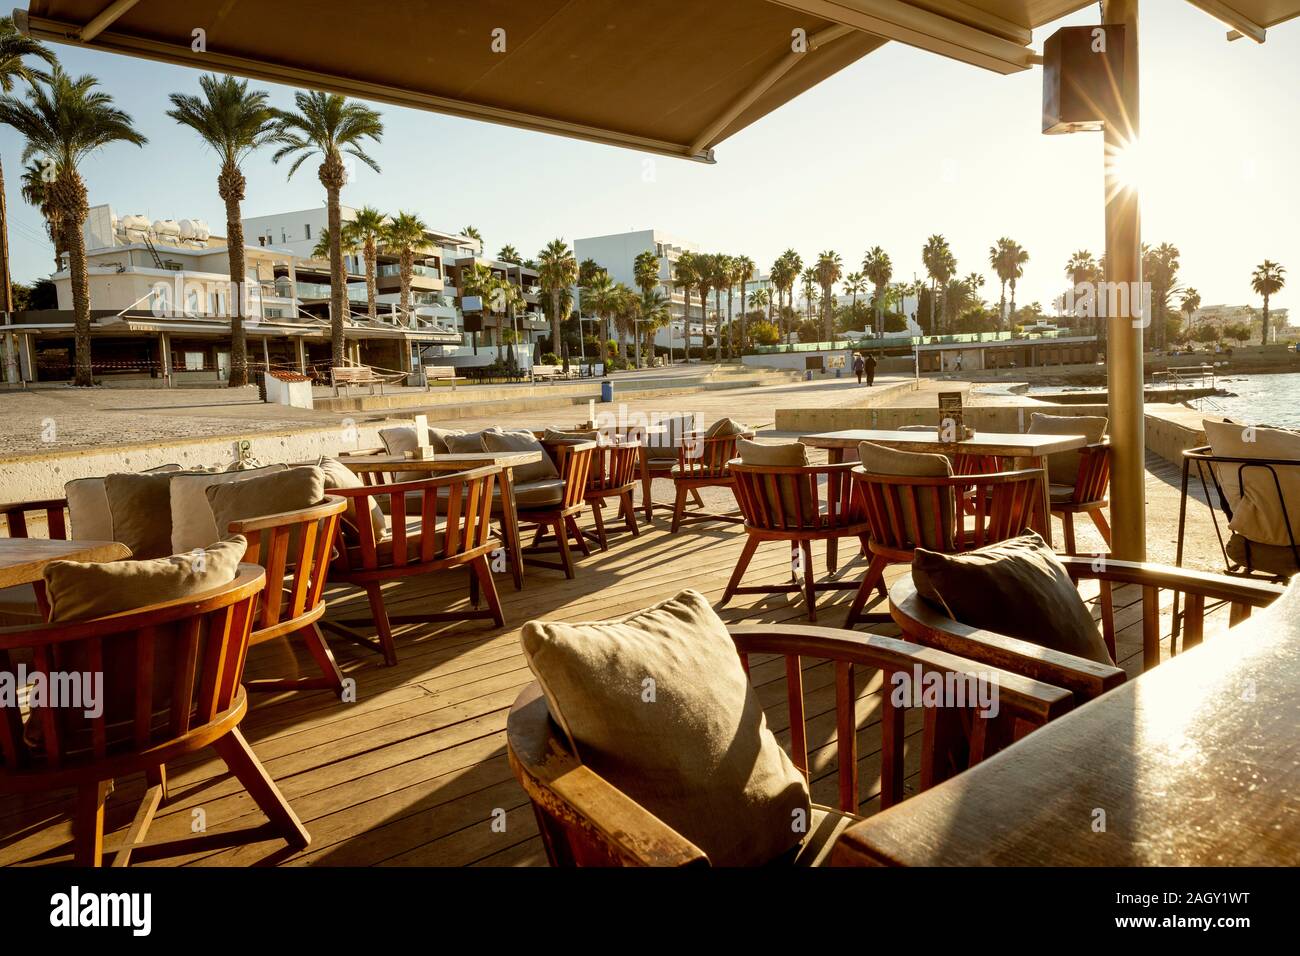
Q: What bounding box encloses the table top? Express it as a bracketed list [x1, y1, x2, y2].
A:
[834, 579, 1300, 866]
[800, 428, 1087, 457]
[0, 539, 132, 588]
[339, 450, 543, 472]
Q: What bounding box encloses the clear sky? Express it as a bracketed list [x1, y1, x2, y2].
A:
[2, 2, 1295, 315]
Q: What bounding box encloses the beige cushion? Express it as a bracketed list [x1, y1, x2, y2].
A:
[318, 456, 385, 538]
[205, 466, 325, 536]
[859, 440, 955, 550]
[1226, 532, 1300, 577]
[0, 583, 42, 627]
[738, 439, 817, 524]
[912, 531, 1113, 665]
[521, 589, 810, 867]
[103, 472, 175, 559]
[42, 536, 246, 623]
[646, 413, 698, 460]
[482, 428, 559, 483]
[543, 428, 599, 443]
[1203, 418, 1300, 548]
[1049, 482, 1077, 504]
[777, 806, 858, 867]
[1027, 413, 1108, 485]
[446, 431, 488, 454]
[170, 464, 287, 552]
[377, 426, 433, 481]
[346, 515, 447, 566]
[501, 478, 565, 510]
[704, 417, 746, 439]
[65, 463, 184, 543]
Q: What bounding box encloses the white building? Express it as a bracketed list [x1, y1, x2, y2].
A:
[1191, 303, 1291, 342]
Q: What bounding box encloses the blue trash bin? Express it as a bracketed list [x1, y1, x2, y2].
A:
[600, 380, 614, 403]
[805, 370, 813, 381]
[836, 368, 842, 379]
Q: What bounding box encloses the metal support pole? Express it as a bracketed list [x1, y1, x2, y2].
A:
[1102, 0, 1146, 561]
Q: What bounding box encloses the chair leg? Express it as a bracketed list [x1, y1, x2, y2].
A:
[670, 483, 688, 533]
[568, 515, 591, 556]
[800, 539, 817, 622]
[1089, 506, 1112, 545]
[1061, 510, 1077, 555]
[212, 728, 310, 851]
[74, 780, 111, 867]
[301, 624, 346, 697]
[719, 535, 760, 607]
[146, 764, 168, 802]
[471, 555, 506, 627]
[641, 469, 655, 523]
[364, 583, 398, 666]
[690, 488, 705, 509]
[591, 503, 608, 551]
[826, 535, 839, 574]
[469, 562, 481, 606]
[845, 554, 890, 628]
[621, 491, 640, 537]
[553, 519, 575, 579]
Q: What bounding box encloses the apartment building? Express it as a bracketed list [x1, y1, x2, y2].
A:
[1191, 303, 1291, 342]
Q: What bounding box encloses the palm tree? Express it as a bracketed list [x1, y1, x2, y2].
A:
[462, 225, 483, 248]
[1180, 288, 1201, 337]
[1065, 249, 1100, 333]
[19, 159, 61, 272]
[1251, 261, 1286, 345]
[999, 239, 1029, 327]
[271, 91, 383, 367]
[639, 289, 670, 363]
[459, 262, 498, 355]
[815, 251, 843, 342]
[383, 211, 427, 323]
[843, 270, 866, 330]
[340, 205, 387, 320]
[538, 238, 577, 362]
[922, 235, 952, 333]
[989, 238, 1014, 329]
[862, 246, 892, 329]
[711, 254, 732, 360]
[734, 255, 754, 352]
[749, 287, 770, 329]
[800, 267, 818, 330]
[693, 253, 715, 359]
[582, 272, 621, 367]
[779, 250, 802, 343]
[0, 66, 146, 386]
[497, 244, 521, 264]
[311, 224, 357, 263]
[1142, 242, 1180, 348]
[672, 251, 699, 363]
[0, 16, 54, 317]
[612, 282, 639, 362]
[166, 74, 278, 387]
[633, 249, 660, 366]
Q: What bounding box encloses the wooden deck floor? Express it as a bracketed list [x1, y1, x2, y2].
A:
[0, 492, 1235, 867]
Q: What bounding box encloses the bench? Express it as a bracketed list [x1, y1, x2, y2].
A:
[421, 365, 464, 389]
[331, 365, 387, 397]
[531, 364, 561, 382]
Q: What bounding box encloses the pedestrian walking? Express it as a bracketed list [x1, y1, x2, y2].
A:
[865, 352, 878, 386]
[852, 352, 865, 385]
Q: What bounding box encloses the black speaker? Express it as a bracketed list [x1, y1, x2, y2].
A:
[1042, 25, 1126, 134]
[462, 315, 482, 333]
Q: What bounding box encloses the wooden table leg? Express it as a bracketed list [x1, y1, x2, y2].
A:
[1031, 456, 1054, 548]
[500, 466, 525, 590]
[827, 446, 846, 465]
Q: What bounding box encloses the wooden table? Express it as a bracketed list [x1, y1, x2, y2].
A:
[800, 429, 1089, 548]
[833, 579, 1300, 866]
[0, 538, 131, 589]
[339, 451, 543, 591]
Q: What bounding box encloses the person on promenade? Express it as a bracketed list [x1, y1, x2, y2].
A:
[865, 352, 878, 386]
[852, 352, 865, 385]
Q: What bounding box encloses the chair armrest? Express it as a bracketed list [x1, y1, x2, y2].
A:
[1057, 556, 1285, 607]
[336, 447, 386, 457]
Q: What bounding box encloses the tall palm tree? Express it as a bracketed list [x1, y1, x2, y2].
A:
[733, 254, 754, 352]
[19, 159, 61, 272]
[768, 255, 789, 340]
[1180, 288, 1201, 337]
[843, 270, 866, 329]
[633, 249, 660, 366]
[749, 286, 770, 328]
[800, 267, 818, 329]
[538, 238, 578, 362]
[815, 250, 843, 342]
[862, 246, 892, 329]
[1142, 242, 1180, 348]
[582, 272, 621, 367]
[341, 205, 387, 320]
[167, 74, 278, 387]
[612, 282, 639, 362]
[271, 91, 383, 367]
[1065, 249, 1100, 333]
[0, 16, 54, 317]
[1251, 261, 1286, 345]
[779, 250, 802, 343]
[995, 238, 1028, 328]
[459, 262, 498, 355]
[461, 225, 483, 248]
[693, 253, 715, 359]
[672, 251, 700, 364]
[711, 253, 732, 360]
[0, 66, 146, 386]
[496, 244, 521, 264]
[989, 238, 1013, 329]
[311, 224, 357, 262]
[922, 235, 952, 334]
[383, 210, 427, 323]
[639, 289, 670, 363]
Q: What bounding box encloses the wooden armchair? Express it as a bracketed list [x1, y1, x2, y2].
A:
[845, 467, 1044, 628]
[722, 460, 869, 621]
[224, 496, 349, 697]
[507, 623, 1072, 866]
[325, 466, 506, 665]
[517, 440, 597, 579]
[0, 497, 72, 625]
[582, 441, 642, 551]
[0, 565, 309, 866]
[636, 413, 699, 523]
[890, 557, 1284, 697]
[669, 431, 753, 532]
[1051, 440, 1112, 554]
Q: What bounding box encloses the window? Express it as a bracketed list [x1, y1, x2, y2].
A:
[183, 351, 204, 371]
[304, 224, 312, 239]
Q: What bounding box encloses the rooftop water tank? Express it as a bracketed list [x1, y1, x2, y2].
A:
[152, 219, 181, 239]
[121, 214, 150, 235]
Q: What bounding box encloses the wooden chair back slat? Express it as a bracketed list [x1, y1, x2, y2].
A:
[785, 655, 808, 777]
[834, 660, 858, 812]
[169, 618, 202, 738]
[132, 626, 156, 749]
[731, 462, 864, 532]
[1, 498, 71, 541]
[391, 482, 409, 568]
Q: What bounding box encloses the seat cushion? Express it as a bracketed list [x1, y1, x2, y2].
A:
[377, 426, 434, 481]
[503, 478, 566, 510]
[446, 431, 488, 454]
[483, 428, 559, 483]
[1226, 532, 1300, 577]
[912, 531, 1114, 665]
[521, 589, 810, 867]
[1049, 482, 1077, 504]
[65, 463, 185, 549]
[1027, 413, 1108, 485]
[704, 417, 747, 439]
[42, 536, 246, 623]
[169, 464, 288, 552]
[318, 457, 385, 538]
[0, 583, 42, 627]
[345, 515, 446, 566]
[1203, 418, 1300, 548]
[103, 472, 176, 559]
[771, 805, 859, 867]
[859, 440, 955, 550]
[205, 466, 325, 537]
